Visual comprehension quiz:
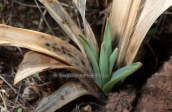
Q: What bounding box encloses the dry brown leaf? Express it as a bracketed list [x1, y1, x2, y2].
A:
[109, 0, 133, 46]
[34, 80, 105, 112]
[14, 51, 83, 85]
[72, 0, 99, 52]
[34, 81, 92, 112]
[115, 0, 141, 68]
[110, 0, 172, 68]
[0, 24, 92, 74]
[72, 0, 86, 25]
[39, 0, 87, 56]
[124, 0, 172, 65]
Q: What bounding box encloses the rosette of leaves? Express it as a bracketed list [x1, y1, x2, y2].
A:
[77, 19, 142, 93]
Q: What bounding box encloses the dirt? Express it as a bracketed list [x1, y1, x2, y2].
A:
[102, 85, 136, 112]
[134, 56, 172, 112]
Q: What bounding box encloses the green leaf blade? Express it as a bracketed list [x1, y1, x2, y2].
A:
[17, 108, 22, 112]
[103, 19, 112, 59]
[35, 73, 39, 77]
[77, 35, 101, 88]
[109, 48, 118, 76]
[103, 62, 142, 93]
[0, 4, 3, 10]
[99, 42, 109, 88]
[78, 34, 99, 63]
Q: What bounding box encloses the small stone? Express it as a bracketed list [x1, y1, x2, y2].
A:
[22, 86, 39, 101]
[83, 105, 91, 112]
[0, 80, 4, 85]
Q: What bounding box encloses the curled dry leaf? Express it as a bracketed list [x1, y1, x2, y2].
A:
[39, 0, 87, 56]
[110, 0, 172, 68]
[109, 0, 133, 46]
[14, 52, 104, 100]
[34, 80, 105, 112]
[114, 0, 141, 68]
[0, 24, 92, 75]
[124, 0, 172, 65]
[72, 0, 99, 53]
[15, 52, 105, 111]
[14, 51, 83, 85]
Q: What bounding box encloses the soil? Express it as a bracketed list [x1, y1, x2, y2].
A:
[0, 0, 172, 112]
[134, 56, 172, 112]
[102, 85, 136, 112]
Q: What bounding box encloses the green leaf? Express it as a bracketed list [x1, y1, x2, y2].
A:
[78, 34, 99, 63]
[0, 4, 3, 10]
[77, 35, 101, 88]
[99, 42, 109, 88]
[35, 73, 39, 77]
[103, 19, 112, 59]
[109, 48, 118, 76]
[103, 62, 142, 93]
[17, 108, 22, 112]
